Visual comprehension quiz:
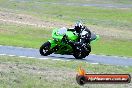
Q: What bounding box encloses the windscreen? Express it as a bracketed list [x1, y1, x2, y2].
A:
[57, 27, 67, 35]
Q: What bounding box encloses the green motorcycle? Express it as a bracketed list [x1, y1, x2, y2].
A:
[39, 27, 99, 59]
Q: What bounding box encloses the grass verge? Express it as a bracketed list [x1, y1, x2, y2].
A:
[0, 55, 132, 88]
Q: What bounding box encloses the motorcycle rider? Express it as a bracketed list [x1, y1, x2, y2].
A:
[62, 22, 91, 52]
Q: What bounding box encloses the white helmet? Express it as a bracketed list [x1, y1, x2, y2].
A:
[75, 22, 83, 33]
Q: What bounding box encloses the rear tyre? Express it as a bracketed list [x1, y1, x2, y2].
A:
[73, 44, 91, 59]
[73, 51, 84, 59]
[39, 41, 52, 56]
[85, 44, 91, 55]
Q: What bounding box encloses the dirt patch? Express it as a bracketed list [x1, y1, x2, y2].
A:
[0, 28, 18, 34]
[90, 25, 132, 40]
[0, 28, 8, 33]
[0, 11, 70, 28]
[0, 11, 132, 40]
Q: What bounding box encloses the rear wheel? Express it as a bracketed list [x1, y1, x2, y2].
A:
[39, 41, 53, 56]
[85, 44, 91, 55]
[73, 51, 86, 59]
[73, 44, 91, 59]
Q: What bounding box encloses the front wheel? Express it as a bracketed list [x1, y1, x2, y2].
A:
[39, 41, 53, 56]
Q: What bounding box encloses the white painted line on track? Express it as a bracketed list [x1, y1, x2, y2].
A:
[0, 54, 7, 56]
[0, 53, 80, 62]
[27, 57, 36, 59]
[38, 58, 49, 60]
[8, 55, 16, 57]
[52, 59, 61, 61]
[0, 53, 70, 62]
[65, 60, 70, 61]
[59, 59, 67, 61]
[91, 63, 99, 65]
[0, 53, 103, 64]
[19, 56, 27, 58]
[0, 53, 50, 60]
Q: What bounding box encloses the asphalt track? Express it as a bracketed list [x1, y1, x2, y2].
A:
[0, 45, 132, 66]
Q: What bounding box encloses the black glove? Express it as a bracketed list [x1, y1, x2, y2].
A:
[62, 34, 69, 44]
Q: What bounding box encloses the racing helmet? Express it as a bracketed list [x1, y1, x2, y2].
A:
[74, 22, 83, 33]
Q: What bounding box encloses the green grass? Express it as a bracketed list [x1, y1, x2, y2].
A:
[0, 0, 132, 30]
[0, 55, 132, 88]
[91, 38, 132, 57]
[0, 23, 132, 57]
[0, 23, 52, 48]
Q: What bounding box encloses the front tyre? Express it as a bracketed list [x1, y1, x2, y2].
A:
[39, 41, 52, 56]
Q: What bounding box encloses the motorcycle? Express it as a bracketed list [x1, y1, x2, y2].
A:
[39, 27, 99, 59]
